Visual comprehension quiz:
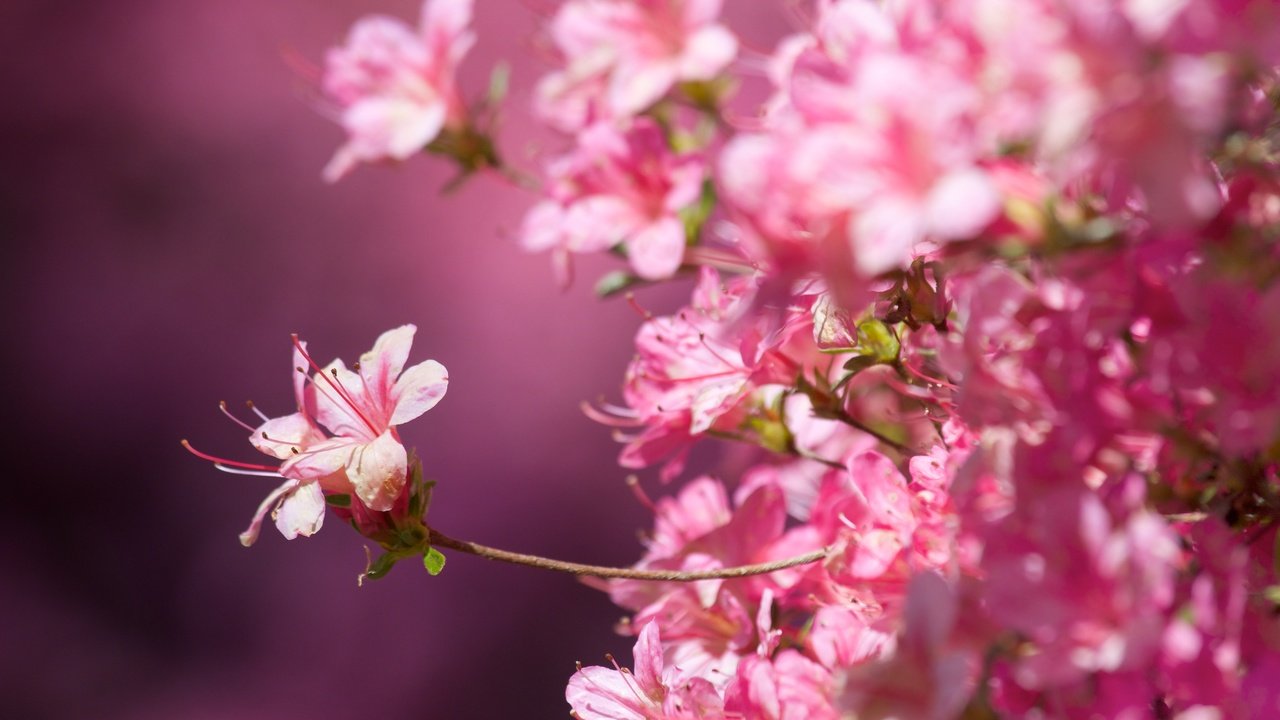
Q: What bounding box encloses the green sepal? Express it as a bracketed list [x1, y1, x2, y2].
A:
[423, 547, 447, 576]
[324, 493, 351, 508]
[1264, 585, 1280, 607]
[363, 552, 399, 582]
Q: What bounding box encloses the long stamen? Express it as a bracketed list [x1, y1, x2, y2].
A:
[219, 401, 258, 432]
[246, 400, 271, 422]
[291, 334, 381, 435]
[695, 332, 741, 370]
[625, 475, 656, 512]
[258, 430, 308, 447]
[181, 439, 279, 472]
[581, 400, 643, 427]
[298, 369, 377, 436]
[214, 464, 283, 478]
[625, 292, 653, 320]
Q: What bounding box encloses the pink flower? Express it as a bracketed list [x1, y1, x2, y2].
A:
[284, 325, 448, 513]
[321, 0, 475, 181]
[724, 650, 839, 720]
[186, 326, 447, 545]
[567, 621, 724, 720]
[610, 480, 812, 686]
[837, 572, 975, 720]
[535, 0, 738, 131]
[522, 119, 705, 281]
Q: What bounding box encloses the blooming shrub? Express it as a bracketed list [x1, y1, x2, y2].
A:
[192, 0, 1280, 716]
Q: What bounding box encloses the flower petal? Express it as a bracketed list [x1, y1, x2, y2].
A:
[359, 325, 416, 410]
[274, 482, 327, 540]
[347, 430, 408, 512]
[314, 359, 378, 440]
[240, 479, 300, 547]
[678, 26, 737, 80]
[251, 412, 323, 460]
[390, 359, 449, 425]
[632, 621, 665, 694]
[280, 436, 357, 480]
[627, 217, 685, 280]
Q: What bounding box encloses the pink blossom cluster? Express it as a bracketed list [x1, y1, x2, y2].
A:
[517, 0, 1280, 716]
[206, 0, 1280, 715]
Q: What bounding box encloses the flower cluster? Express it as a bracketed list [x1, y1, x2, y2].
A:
[204, 0, 1280, 715]
[528, 0, 1280, 716]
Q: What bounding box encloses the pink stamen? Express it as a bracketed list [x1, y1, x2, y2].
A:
[625, 475, 656, 513]
[181, 439, 279, 473]
[581, 400, 643, 427]
[695, 332, 741, 370]
[625, 292, 653, 320]
[683, 245, 759, 274]
[219, 401, 257, 432]
[246, 400, 270, 423]
[290, 334, 381, 436]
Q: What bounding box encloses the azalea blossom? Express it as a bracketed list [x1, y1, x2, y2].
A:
[567, 621, 724, 720]
[186, 326, 447, 545]
[535, 0, 738, 131]
[321, 0, 475, 181]
[521, 119, 705, 281]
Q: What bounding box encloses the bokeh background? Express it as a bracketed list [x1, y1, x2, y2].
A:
[1, 1, 796, 718]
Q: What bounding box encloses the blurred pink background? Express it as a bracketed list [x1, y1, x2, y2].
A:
[1, 1, 791, 717]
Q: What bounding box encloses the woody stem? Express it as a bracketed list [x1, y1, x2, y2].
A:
[426, 528, 828, 581]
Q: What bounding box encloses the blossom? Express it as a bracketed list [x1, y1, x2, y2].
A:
[321, 0, 475, 181]
[521, 119, 705, 281]
[187, 326, 447, 545]
[284, 325, 448, 513]
[535, 0, 738, 131]
[567, 621, 724, 720]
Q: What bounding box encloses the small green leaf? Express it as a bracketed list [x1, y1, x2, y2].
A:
[423, 547, 447, 576]
[842, 355, 877, 374]
[857, 319, 900, 364]
[324, 493, 351, 508]
[595, 270, 641, 298]
[488, 63, 510, 104]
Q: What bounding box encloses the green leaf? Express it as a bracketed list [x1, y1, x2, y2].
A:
[857, 319, 900, 363]
[595, 270, 641, 298]
[324, 493, 351, 508]
[488, 63, 510, 104]
[423, 547, 447, 576]
[842, 355, 877, 374]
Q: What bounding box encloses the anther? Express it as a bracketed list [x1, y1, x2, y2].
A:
[291, 447, 300, 455]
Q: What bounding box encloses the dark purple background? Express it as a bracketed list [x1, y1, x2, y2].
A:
[2, 2, 790, 717]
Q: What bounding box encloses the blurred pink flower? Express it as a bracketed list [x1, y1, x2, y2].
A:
[567, 621, 724, 720]
[522, 119, 705, 281]
[321, 0, 475, 181]
[535, 0, 737, 131]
